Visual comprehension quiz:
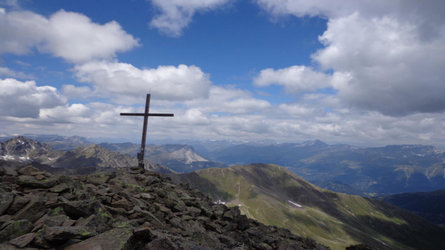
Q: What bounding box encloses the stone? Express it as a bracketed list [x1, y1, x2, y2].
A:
[42, 225, 94, 243]
[0, 219, 33, 242]
[17, 166, 41, 176]
[6, 195, 30, 215]
[13, 196, 46, 223]
[0, 190, 14, 215]
[18, 175, 57, 188]
[61, 200, 101, 219]
[2, 167, 17, 176]
[63, 228, 133, 250]
[144, 236, 178, 250]
[9, 232, 35, 248]
[49, 183, 70, 193]
[111, 198, 132, 210]
[140, 193, 153, 200]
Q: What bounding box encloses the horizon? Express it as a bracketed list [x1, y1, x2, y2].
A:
[2, 133, 445, 150]
[1, 1, 445, 147]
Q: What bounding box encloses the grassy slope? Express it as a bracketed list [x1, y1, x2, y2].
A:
[188, 164, 445, 250]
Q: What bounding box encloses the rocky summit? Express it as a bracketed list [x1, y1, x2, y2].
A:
[0, 165, 328, 249]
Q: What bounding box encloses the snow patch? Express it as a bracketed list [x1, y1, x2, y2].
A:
[214, 200, 226, 205]
[19, 156, 30, 161]
[288, 200, 303, 208]
[1, 155, 16, 160]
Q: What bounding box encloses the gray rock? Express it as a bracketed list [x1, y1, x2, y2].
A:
[9, 232, 35, 248]
[63, 228, 133, 250]
[0, 219, 33, 242]
[0, 190, 14, 215]
[18, 175, 57, 188]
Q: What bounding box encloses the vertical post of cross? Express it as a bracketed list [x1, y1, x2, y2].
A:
[138, 94, 151, 168]
[120, 94, 174, 169]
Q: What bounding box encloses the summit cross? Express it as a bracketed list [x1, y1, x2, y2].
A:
[120, 94, 174, 169]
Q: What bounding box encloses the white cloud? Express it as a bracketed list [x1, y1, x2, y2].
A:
[74, 61, 211, 103]
[149, 0, 231, 36]
[0, 67, 32, 79]
[254, 66, 331, 94]
[0, 78, 66, 118]
[256, 0, 445, 116]
[0, 9, 139, 63]
[62, 84, 94, 99]
[184, 86, 271, 114]
[314, 13, 445, 116]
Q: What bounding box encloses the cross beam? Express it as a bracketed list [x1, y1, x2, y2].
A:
[120, 94, 173, 169]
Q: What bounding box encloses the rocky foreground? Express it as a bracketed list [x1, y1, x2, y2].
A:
[0, 165, 329, 249]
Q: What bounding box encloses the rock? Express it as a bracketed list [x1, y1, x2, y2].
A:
[139, 193, 153, 200]
[41, 225, 94, 243]
[9, 232, 35, 248]
[111, 198, 132, 210]
[49, 183, 70, 193]
[144, 236, 178, 250]
[13, 197, 46, 223]
[6, 195, 30, 215]
[0, 219, 33, 242]
[18, 175, 57, 188]
[0, 190, 14, 215]
[0, 167, 329, 250]
[63, 228, 133, 250]
[17, 166, 41, 176]
[3, 167, 17, 176]
[61, 200, 101, 219]
[237, 214, 250, 231]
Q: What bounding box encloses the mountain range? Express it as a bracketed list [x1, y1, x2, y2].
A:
[3, 135, 445, 196]
[171, 163, 445, 250]
[0, 136, 172, 174]
[199, 141, 445, 196]
[99, 143, 225, 173]
[2, 136, 445, 249]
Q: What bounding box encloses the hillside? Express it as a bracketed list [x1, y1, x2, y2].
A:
[202, 142, 445, 195]
[0, 165, 328, 249]
[172, 164, 445, 250]
[383, 189, 445, 226]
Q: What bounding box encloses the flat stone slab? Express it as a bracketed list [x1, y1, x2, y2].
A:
[64, 228, 133, 250]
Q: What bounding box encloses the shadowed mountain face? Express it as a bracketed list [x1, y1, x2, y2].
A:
[383, 189, 445, 226]
[0, 137, 173, 174]
[202, 142, 445, 195]
[172, 164, 445, 250]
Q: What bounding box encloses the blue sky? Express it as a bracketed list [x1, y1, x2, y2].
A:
[1, 0, 445, 147]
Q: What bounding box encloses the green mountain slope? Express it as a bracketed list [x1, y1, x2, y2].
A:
[172, 164, 445, 250]
[204, 142, 445, 195]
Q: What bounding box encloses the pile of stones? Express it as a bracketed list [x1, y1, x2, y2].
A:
[0, 165, 329, 249]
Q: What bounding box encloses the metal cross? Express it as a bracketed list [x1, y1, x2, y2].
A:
[120, 94, 174, 169]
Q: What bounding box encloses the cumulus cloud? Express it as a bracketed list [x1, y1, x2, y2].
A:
[0, 78, 66, 118]
[184, 86, 271, 114]
[74, 61, 211, 103]
[256, 0, 445, 116]
[149, 0, 231, 36]
[62, 85, 94, 99]
[0, 67, 32, 79]
[254, 66, 332, 94]
[0, 9, 139, 63]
